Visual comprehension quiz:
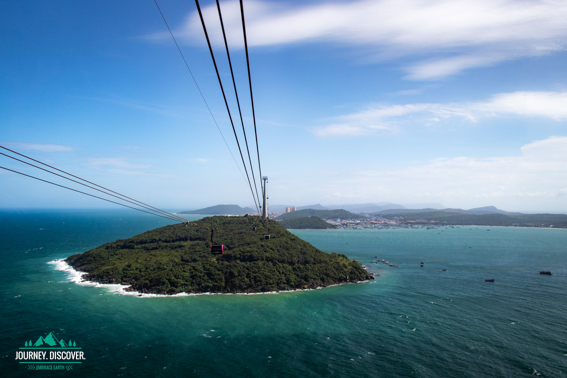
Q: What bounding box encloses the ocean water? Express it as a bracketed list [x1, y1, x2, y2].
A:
[1, 210, 566, 377]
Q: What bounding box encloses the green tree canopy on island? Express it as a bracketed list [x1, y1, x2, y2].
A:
[66, 216, 371, 294]
[278, 216, 337, 229]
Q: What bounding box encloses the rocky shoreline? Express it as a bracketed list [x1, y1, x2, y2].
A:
[78, 272, 376, 295]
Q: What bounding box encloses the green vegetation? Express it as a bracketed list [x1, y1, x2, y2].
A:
[180, 204, 255, 215]
[66, 216, 371, 294]
[382, 211, 567, 228]
[276, 209, 364, 221]
[278, 216, 337, 229]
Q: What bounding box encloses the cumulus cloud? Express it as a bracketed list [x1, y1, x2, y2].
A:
[153, 0, 567, 79]
[315, 91, 567, 136]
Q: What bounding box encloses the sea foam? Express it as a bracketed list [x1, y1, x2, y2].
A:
[47, 259, 368, 298]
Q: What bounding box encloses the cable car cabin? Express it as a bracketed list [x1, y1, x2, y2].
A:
[210, 244, 224, 255]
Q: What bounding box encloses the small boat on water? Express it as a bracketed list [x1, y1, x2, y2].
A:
[485, 279, 495, 282]
[420, 264, 423, 267]
[539, 271, 552, 275]
[442, 269, 446, 271]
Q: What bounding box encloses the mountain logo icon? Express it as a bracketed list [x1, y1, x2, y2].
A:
[23, 332, 78, 348]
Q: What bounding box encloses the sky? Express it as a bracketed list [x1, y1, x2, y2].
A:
[2, 0, 567, 213]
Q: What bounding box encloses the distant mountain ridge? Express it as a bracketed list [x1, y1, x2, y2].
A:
[378, 210, 567, 228]
[375, 206, 520, 216]
[180, 205, 255, 215]
[270, 202, 445, 213]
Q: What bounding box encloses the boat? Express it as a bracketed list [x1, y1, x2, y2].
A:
[420, 264, 423, 267]
[539, 271, 552, 275]
[442, 269, 446, 271]
[485, 279, 494, 282]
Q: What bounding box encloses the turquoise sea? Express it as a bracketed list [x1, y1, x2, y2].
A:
[1, 209, 566, 377]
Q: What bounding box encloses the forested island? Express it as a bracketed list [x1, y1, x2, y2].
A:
[278, 216, 337, 229]
[65, 216, 371, 294]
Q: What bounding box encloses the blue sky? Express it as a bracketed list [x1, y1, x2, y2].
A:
[2, 0, 567, 213]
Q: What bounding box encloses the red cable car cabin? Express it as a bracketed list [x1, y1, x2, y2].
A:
[210, 244, 224, 255]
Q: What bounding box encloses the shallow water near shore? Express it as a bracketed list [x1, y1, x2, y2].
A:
[1, 210, 566, 377]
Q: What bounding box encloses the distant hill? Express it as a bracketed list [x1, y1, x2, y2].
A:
[278, 216, 337, 229]
[400, 203, 445, 210]
[375, 206, 519, 216]
[442, 206, 521, 215]
[335, 203, 406, 213]
[276, 209, 364, 221]
[379, 210, 567, 228]
[180, 205, 255, 215]
[297, 204, 328, 210]
[375, 208, 447, 215]
[272, 202, 445, 214]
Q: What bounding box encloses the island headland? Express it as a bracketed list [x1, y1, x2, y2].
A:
[65, 216, 372, 295]
[278, 216, 337, 229]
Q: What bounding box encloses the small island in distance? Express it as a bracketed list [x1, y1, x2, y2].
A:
[65, 216, 372, 295]
[179, 204, 255, 216]
[278, 216, 337, 229]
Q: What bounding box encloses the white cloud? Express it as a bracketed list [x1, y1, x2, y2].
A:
[476, 91, 567, 119]
[159, 0, 567, 79]
[299, 136, 567, 211]
[315, 91, 567, 136]
[4, 143, 73, 152]
[87, 158, 152, 170]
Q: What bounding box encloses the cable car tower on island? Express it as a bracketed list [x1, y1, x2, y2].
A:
[262, 176, 268, 219]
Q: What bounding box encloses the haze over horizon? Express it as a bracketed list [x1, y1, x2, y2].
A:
[2, 0, 567, 214]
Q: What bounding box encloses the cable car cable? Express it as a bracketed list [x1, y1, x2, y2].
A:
[0, 151, 185, 222]
[0, 146, 185, 222]
[239, 0, 263, 193]
[0, 166, 180, 222]
[215, 0, 261, 207]
[152, 0, 247, 184]
[195, 0, 260, 215]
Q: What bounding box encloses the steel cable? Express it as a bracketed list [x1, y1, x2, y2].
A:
[195, 0, 260, 215]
